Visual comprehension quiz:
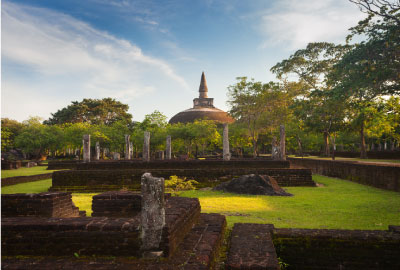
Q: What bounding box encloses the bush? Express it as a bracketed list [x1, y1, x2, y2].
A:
[165, 175, 199, 194]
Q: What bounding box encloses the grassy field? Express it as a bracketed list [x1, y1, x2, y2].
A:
[1, 175, 399, 230]
[1, 166, 59, 178]
[288, 155, 400, 164]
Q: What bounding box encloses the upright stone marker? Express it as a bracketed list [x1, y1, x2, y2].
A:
[143, 131, 150, 162]
[125, 135, 131, 160]
[223, 123, 231, 161]
[113, 152, 120, 160]
[129, 141, 133, 159]
[83, 134, 90, 163]
[95, 141, 100, 160]
[166, 135, 172, 160]
[279, 125, 286, 161]
[140, 173, 165, 257]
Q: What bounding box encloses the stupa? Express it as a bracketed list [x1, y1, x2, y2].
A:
[169, 72, 235, 124]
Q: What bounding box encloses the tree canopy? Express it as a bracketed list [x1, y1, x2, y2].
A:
[44, 98, 132, 126]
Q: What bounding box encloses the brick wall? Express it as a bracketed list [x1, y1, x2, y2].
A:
[304, 150, 400, 159]
[76, 159, 290, 170]
[273, 227, 400, 269]
[1, 173, 53, 187]
[289, 158, 400, 192]
[47, 160, 78, 170]
[51, 168, 314, 192]
[2, 197, 201, 258]
[1, 192, 83, 217]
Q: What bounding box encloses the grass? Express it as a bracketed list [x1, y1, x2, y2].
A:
[1, 166, 60, 179]
[2, 179, 52, 194]
[180, 175, 400, 230]
[288, 155, 400, 164]
[1, 175, 399, 230]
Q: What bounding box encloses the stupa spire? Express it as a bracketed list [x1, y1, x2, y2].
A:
[199, 72, 208, 98]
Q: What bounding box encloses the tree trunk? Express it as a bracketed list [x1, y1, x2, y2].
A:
[323, 132, 330, 157]
[252, 138, 257, 158]
[360, 122, 367, 159]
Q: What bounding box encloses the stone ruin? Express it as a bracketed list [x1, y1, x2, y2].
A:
[213, 174, 293, 196]
[2, 173, 227, 269]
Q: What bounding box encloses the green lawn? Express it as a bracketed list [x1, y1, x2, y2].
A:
[180, 175, 400, 230]
[1, 166, 59, 178]
[1, 179, 52, 194]
[1, 175, 399, 230]
[288, 155, 400, 164]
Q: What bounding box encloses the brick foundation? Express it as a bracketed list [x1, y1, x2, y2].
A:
[51, 168, 314, 192]
[289, 158, 400, 192]
[1, 192, 84, 218]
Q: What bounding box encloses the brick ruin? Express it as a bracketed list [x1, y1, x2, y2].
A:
[3, 171, 400, 269]
[50, 159, 315, 192]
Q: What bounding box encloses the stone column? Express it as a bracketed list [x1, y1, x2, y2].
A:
[129, 141, 134, 159]
[223, 123, 231, 161]
[143, 131, 150, 162]
[83, 134, 90, 163]
[279, 125, 286, 161]
[113, 152, 120, 160]
[166, 135, 172, 160]
[95, 141, 100, 160]
[125, 135, 131, 160]
[140, 173, 165, 257]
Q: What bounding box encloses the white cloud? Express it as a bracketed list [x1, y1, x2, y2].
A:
[259, 0, 365, 50]
[1, 1, 189, 121]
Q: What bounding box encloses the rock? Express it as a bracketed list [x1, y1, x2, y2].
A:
[213, 174, 292, 196]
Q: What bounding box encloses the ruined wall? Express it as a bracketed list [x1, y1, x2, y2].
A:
[273, 227, 400, 270]
[47, 160, 78, 170]
[76, 159, 290, 170]
[1, 173, 53, 187]
[1, 192, 83, 217]
[303, 150, 400, 159]
[51, 168, 314, 192]
[289, 158, 400, 192]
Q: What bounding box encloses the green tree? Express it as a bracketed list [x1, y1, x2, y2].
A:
[44, 98, 132, 126]
[1, 118, 24, 151]
[271, 42, 351, 156]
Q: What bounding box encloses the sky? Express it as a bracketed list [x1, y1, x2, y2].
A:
[1, 0, 366, 123]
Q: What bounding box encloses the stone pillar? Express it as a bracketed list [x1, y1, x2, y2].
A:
[113, 152, 120, 160]
[279, 125, 286, 161]
[95, 142, 100, 160]
[166, 135, 172, 160]
[271, 137, 279, 160]
[143, 131, 150, 162]
[83, 134, 90, 163]
[125, 135, 131, 160]
[140, 173, 165, 257]
[129, 141, 133, 159]
[223, 123, 231, 161]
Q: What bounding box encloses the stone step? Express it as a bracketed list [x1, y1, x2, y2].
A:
[226, 223, 280, 270]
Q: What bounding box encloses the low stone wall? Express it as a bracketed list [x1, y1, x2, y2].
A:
[1, 160, 22, 170]
[2, 196, 201, 258]
[1, 173, 53, 187]
[76, 159, 290, 170]
[1, 192, 83, 218]
[47, 160, 78, 170]
[92, 191, 172, 217]
[273, 227, 400, 270]
[304, 150, 400, 159]
[289, 158, 400, 192]
[51, 168, 314, 192]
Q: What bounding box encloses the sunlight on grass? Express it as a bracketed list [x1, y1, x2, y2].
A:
[72, 193, 98, 216]
[1, 179, 52, 194]
[1, 166, 59, 178]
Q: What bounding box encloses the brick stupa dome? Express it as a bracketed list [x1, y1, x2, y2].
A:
[169, 72, 235, 124]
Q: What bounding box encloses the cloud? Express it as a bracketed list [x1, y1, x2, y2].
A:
[259, 0, 365, 50]
[1, 1, 189, 121]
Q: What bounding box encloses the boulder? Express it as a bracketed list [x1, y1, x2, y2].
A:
[214, 174, 292, 196]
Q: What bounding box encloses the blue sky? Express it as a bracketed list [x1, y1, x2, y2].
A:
[1, 0, 365, 122]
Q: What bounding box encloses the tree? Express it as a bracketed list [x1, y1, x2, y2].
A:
[1, 118, 24, 151]
[271, 42, 351, 156]
[328, 0, 400, 157]
[227, 77, 292, 157]
[44, 98, 132, 126]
